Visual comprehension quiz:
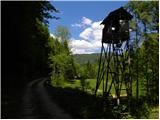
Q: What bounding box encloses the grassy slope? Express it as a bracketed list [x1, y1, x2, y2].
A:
[63, 79, 128, 96]
[63, 78, 147, 98]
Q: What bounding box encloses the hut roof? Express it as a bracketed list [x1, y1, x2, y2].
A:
[101, 7, 133, 25]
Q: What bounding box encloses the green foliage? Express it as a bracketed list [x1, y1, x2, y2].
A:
[112, 105, 129, 119]
[85, 61, 97, 79]
[125, 1, 159, 118]
[139, 102, 150, 118]
[55, 26, 71, 44]
[47, 26, 76, 87]
[149, 106, 159, 119]
[125, 0, 159, 100]
[125, 1, 158, 32]
[74, 58, 99, 80]
[51, 72, 65, 87]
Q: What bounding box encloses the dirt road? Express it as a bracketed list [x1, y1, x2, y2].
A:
[21, 78, 72, 119]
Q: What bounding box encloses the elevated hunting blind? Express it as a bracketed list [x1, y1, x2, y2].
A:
[95, 7, 133, 110]
[101, 7, 133, 44]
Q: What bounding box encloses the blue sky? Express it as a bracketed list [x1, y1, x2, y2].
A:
[48, 1, 129, 54]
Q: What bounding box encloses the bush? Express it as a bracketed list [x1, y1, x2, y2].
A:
[138, 102, 150, 118]
[51, 73, 64, 87]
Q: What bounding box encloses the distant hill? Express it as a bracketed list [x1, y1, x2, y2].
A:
[73, 53, 100, 64]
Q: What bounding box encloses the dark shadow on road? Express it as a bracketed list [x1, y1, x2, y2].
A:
[45, 84, 115, 119]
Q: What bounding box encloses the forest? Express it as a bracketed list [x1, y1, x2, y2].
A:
[2, 1, 159, 119]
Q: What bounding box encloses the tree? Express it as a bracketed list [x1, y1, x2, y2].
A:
[2, 1, 58, 94]
[125, 1, 159, 103]
[83, 61, 97, 79]
[2, 1, 59, 118]
[48, 26, 76, 87]
[55, 26, 71, 42]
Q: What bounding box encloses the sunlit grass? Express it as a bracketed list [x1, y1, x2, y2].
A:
[149, 106, 159, 119]
[63, 78, 148, 99]
[63, 79, 129, 96]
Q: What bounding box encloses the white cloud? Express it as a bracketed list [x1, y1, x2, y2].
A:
[79, 28, 93, 40]
[71, 17, 92, 28]
[82, 17, 92, 26]
[70, 18, 104, 54]
[70, 39, 100, 49]
[69, 38, 102, 54]
[79, 21, 104, 41]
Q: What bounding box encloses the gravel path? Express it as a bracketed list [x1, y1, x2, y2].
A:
[21, 78, 72, 119]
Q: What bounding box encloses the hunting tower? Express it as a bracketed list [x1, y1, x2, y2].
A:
[95, 7, 133, 106]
